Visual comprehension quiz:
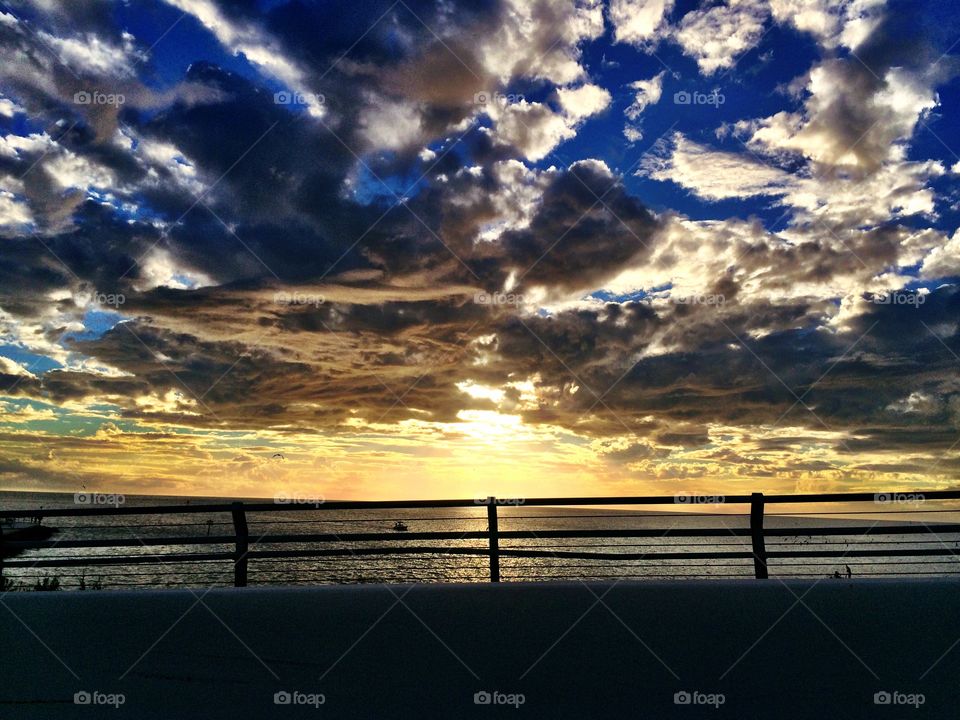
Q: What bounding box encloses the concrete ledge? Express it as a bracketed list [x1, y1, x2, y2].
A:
[1, 579, 958, 718]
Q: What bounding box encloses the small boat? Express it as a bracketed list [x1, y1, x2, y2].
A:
[392, 521, 409, 532]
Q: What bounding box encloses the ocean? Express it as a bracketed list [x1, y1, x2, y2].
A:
[2, 491, 959, 590]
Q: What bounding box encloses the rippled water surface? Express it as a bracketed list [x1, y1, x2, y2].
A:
[3, 492, 959, 589]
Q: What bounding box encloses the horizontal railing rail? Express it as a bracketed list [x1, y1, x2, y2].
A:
[2, 490, 960, 588]
[4, 489, 960, 519]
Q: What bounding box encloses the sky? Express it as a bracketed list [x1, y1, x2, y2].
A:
[0, 0, 959, 501]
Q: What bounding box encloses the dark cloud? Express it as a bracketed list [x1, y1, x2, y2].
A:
[499, 162, 658, 293]
[0, 0, 958, 490]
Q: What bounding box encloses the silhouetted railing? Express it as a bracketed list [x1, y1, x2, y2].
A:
[2, 491, 960, 589]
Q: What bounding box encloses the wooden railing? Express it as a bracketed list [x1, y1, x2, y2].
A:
[2, 490, 960, 588]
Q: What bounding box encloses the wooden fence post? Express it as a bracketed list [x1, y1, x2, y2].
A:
[750, 492, 768, 579]
[487, 497, 500, 583]
[231, 502, 249, 587]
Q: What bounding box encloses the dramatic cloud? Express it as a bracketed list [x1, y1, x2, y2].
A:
[0, 0, 958, 498]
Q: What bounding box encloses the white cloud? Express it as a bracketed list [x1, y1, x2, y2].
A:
[0, 401, 57, 422]
[43, 151, 115, 192]
[131, 133, 205, 195]
[598, 213, 941, 318]
[608, 0, 675, 45]
[623, 71, 665, 141]
[479, 0, 605, 85]
[639, 134, 793, 200]
[0, 189, 33, 231]
[477, 160, 551, 241]
[920, 231, 960, 280]
[556, 83, 611, 119]
[133, 248, 215, 292]
[358, 97, 424, 151]
[0, 356, 35, 379]
[443, 159, 553, 243]
[769, 0, 840, 42]
[786, 160, 943, 227]
[0, 95, 23, 117]
[0, 303, 77, 368]
[0, 132, 57, 159]
[625, 72, 665, 120]
[0, 131, 118, 230]
[641, 133, 943, 227]
[770, 0, 885, 50]
[887, 391, 940, 415]
[1, 131, 116, 196]
[672, 0, 769, 74]
[746, 62, 938, 171]
[485, 85, 611, 161]
[613, 0, 886, 77]
[134, 389, 199, 415]
[484, 101, 577, 162]
[40, 30, 143, 78]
